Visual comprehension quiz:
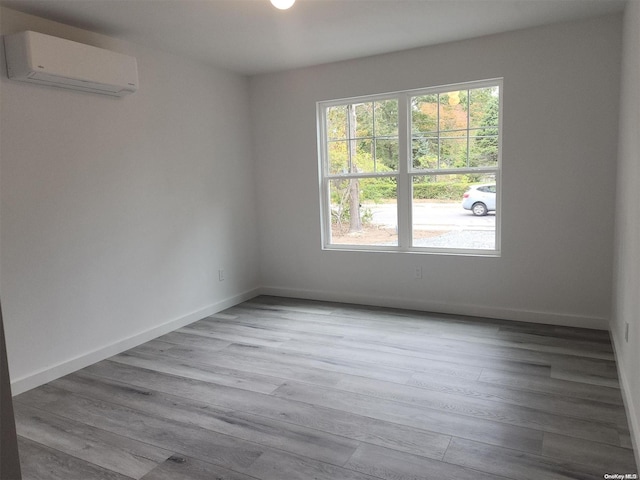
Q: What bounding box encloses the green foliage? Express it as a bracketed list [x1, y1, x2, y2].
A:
[412, 181, 470, 200]
[352, 178, 475, 203]
[360, 177, 396, 202]
[334, 178, 477, 204]
[470, 93, 499, 167]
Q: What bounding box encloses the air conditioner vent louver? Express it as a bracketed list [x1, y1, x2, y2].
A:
[3, 31, 138, 97]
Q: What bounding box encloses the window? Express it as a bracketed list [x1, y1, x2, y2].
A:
[318, 79, 501, 255]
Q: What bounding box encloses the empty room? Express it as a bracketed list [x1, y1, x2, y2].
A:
[0, 0, 639, 479]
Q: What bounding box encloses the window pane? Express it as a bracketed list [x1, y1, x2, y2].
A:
[412, 173, 496, 250]
[469, 130, 499, 167]
[440, 129, 466, 138]
[355, 102, 374, 138]
[352, 138, 373, 173]
[375, 138, 398, 171]
[439, 90, 467, 132]
[439, 138, 468, 169]
[410, 87, 500, 173]
[412, 136, 438, 169]
[328, 140, 349, 174]
[330, 177, 398, 247]
[375, 100, 398, 136]
[469, 87, 499, 129]
[411, 95, 438, 134]
[327, 105, 348, 140]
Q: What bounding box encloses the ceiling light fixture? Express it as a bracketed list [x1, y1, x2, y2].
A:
[270, 0, 295, 10]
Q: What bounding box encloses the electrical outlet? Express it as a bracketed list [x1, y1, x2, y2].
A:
[625, 322, 630, 342]
[414, 266, 422, 279]
[218, 269, 225, 282]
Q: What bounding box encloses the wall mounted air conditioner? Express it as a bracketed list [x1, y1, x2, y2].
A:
[3, 31, 138, 97]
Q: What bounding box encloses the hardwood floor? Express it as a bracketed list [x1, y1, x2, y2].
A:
[13, 296, 638, 479]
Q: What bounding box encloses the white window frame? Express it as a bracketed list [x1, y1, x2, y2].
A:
[318, 78, 502, 256]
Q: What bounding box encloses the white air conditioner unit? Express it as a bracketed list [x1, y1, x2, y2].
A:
[3, 31, 138, 97]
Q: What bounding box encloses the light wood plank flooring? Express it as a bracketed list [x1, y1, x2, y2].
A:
[13, 296, 638, 479]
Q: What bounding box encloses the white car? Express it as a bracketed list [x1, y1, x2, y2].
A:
[462, 184, 496, 216]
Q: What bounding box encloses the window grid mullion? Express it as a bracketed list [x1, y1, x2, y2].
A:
[347, 104, 353, 173]
[372, 102, 377, 173]
[397, 94, 411, 249]
[467, 89, 471, 168]
[437, 93, 441, 171]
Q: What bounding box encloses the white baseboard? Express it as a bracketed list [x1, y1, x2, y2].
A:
[260, 286, 608, 330]
[11, 288, 261, 395]
[610, 331, 640, 469]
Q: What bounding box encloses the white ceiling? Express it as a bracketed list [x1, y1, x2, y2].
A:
[0, 0, 628, 75]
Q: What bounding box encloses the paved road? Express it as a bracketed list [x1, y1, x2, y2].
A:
[365, 202, 495, 231]
[364, 201, 496, 249]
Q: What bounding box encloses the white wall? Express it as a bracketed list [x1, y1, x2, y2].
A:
[612, 0, 640, 463]
[0, 7, 260, 394]
[250, 14, 622, 329]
